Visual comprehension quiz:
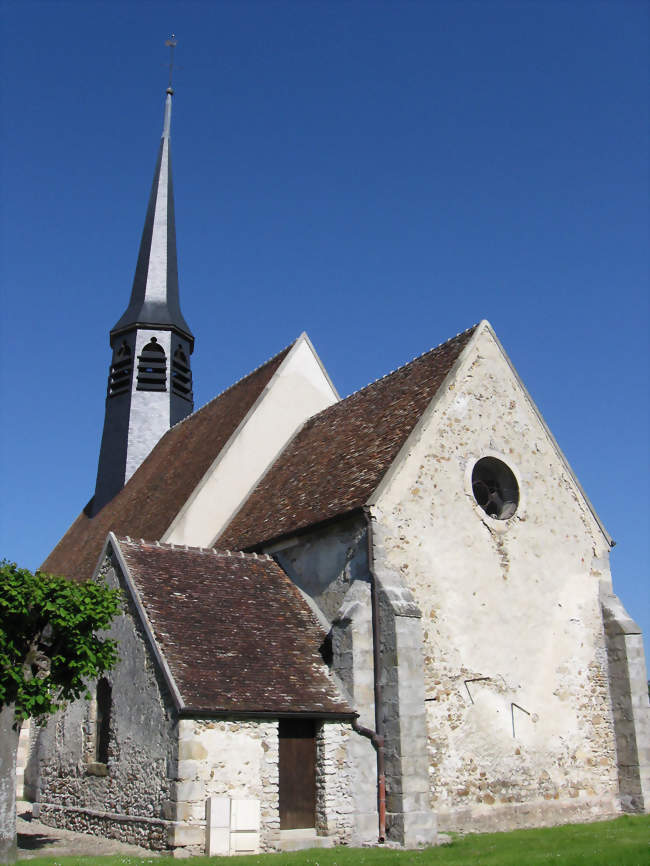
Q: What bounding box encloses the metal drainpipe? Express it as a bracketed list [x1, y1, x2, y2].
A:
[350, 506, 386, 843]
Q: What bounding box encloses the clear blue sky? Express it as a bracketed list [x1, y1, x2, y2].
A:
[1, 1, 648, 655]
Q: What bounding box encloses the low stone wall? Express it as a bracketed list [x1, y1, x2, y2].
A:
[36, 803, 170, 850]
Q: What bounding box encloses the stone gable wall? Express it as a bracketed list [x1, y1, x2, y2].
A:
[373, 326, 620, 831]
[165, 335, 339, 549]
[29, 556, 178, 849]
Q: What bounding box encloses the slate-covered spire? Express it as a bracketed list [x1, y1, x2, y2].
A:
[92, 74, 195, 516]
[111, 87, 193, 345]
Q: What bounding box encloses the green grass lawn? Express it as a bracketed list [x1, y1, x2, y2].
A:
[19, 815, 650, 866]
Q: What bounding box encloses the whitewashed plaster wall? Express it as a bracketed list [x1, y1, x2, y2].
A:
[165, 334, 339, 548]
[372, 323, 621, 831]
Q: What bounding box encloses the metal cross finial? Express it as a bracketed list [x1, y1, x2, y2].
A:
[165, 34, 177, 90]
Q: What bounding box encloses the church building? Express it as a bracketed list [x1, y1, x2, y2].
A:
[24, 82, 650, 857]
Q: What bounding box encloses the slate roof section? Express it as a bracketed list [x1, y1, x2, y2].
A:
[111, 90, 193, 344]
[114, 537, 354, 716]
[42, 345, 293, 582]
[219, 327, 476, 551]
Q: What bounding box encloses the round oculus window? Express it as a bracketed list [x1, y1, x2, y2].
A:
[471, 457, 519, 520]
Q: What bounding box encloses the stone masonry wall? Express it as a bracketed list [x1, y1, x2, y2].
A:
[315, 721, 355, 843]
[171, 718, 280, 854]
[270, 518, 379, 844]
[375, 580, 437, 845]
[601, 587, 650, 813]
[271, 509, 435, 845]
[374, 325, 620, 832]
[31, 555, 178, 850]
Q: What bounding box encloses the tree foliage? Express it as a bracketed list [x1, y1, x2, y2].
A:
[0, 561, 121, 721]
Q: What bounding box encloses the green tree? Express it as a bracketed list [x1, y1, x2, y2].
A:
[0, 561, 121, 864]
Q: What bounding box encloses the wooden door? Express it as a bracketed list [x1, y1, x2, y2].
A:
[279, 718, 316, 829]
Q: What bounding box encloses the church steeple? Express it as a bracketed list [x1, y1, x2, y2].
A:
[110, 86, 193, 344]
[92, 67, 194, 515]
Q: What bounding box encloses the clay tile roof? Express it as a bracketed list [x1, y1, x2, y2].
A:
[42, 345, 294, 582]
[115, 538, 354, 716]
[219, 326, 476, 551]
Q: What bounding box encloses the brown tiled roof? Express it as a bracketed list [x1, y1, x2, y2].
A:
[42, 345, 293, 582]
[219, 327, 476, 550]
[115, 538, 353, 716]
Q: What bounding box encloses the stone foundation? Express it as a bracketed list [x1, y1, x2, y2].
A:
[436, 793, 619, 833]
[35, 802, 170, 850]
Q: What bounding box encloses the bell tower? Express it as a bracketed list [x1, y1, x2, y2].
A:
[92, 60, 194, 515]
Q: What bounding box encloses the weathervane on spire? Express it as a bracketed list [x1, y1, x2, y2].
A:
[165, 34, 177, 92]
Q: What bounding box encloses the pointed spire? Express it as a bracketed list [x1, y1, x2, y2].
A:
[92, 43, 194, 516]
[111, 85, 193, 346]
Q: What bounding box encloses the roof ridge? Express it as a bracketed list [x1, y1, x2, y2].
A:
[117, 536, 272, 560]
[217, 322, 480, 552]
[349, 323, 479, 398]
[299, 323, 479, 427]
[165, 338, 298, 435]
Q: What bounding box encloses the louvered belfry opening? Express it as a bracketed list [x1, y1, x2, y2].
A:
[137, 337, 167, 391]
[107, 341, 133, 397]
[171, 344, 193, 400]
